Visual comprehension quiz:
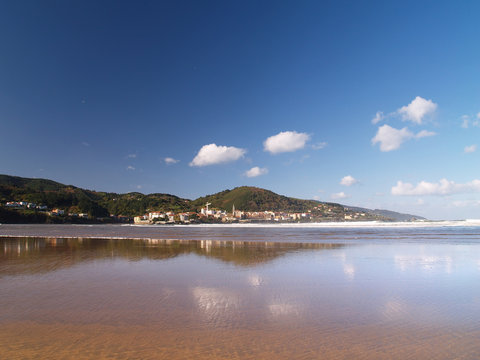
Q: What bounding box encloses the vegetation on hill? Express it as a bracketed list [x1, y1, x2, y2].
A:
[1, 175, 331, 216]
[97, 192, 191, 216]
[191, 186, 323, 212]
[0, 175, 190, 217]
[345, 206, 426, 221]
[0, 174, 425, 223]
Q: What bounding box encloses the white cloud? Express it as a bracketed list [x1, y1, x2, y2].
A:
[452, 200, 480, 207]
[340, 175, 358, 186]
[372, 125, 435, 151]
[127, 154, 137, 158]
[312, 141, 327, 150]
[464, 145, 477, 153]
[415, 130, 436, 138]
[331, 192, 348, 200]
[392, 179, 480, 196]
[398, 96, 437, 124]
[164, 157, 179, 165]
[190, 143, 246, 167]
[371, 111, 384, 124]
[460, 114, 480, 128]
[245, 166, 268, 178]
[264, 131, 310, 154]
[372, 125, 414, 151]
[126, 165, 135, 170]
[82, 141, 90, 147]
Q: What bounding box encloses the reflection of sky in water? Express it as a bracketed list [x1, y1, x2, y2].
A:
[248, 274, 263, 287]
[1, 237, 480, 331]
[336, 251, 356, 280]
[381, 299, 409, 321]
[394, 255, 453, 272]
[192, 286, 241, 325]
[268, 302, 301, 317]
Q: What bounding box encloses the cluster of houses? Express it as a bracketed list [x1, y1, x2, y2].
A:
[4, 201, 90, 218]
[134, 211, 192, 224]
[5, 201, 48, 211]
[5, 200, 375, 224]
[133, 203, 356, 224]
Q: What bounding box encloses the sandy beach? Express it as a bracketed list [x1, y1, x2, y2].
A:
[1, 226, 479, 359]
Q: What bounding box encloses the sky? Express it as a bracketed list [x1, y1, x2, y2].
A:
[1, 0, 480, 220]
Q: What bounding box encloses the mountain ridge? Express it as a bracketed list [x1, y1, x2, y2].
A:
[0, 174, 426, 221]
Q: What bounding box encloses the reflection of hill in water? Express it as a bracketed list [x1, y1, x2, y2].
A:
[1, 237, 346, 275]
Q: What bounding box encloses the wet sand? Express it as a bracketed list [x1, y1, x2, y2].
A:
[2, 321, 479, 360]
[1, 230, 480, 359]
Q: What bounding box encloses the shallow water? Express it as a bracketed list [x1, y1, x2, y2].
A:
[1, 225, 480, 359]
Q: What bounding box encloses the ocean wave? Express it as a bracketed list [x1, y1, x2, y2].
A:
[127, 220, 480, 229]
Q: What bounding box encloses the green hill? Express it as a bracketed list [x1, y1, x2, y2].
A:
[0, 174, 425, 222]
[192, 186, 326, 212]
[0, 174, 190, 217]
[0, 174, 67, 192]
[0, 175, 329, 216]
[97, 192, 191, 216]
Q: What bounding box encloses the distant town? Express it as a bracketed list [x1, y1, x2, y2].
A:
[4, 201, 130, 222]
[131, 202, 386, 224]
[4, 200, 388, 224]
[1, 175, 424, 224]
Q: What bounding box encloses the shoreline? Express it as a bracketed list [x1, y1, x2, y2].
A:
[2, 222, 480, 246]
[2, 219, 480, 228]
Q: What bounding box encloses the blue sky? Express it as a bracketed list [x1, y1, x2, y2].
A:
[1, 0, 480, 220]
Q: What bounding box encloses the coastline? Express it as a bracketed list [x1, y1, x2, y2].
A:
[2, 221, 480, 246]
[2, 219, 480, 229]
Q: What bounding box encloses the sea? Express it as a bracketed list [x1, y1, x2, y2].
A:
[1, 222, 479, 359]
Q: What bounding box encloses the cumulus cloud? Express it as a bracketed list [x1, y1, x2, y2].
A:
[461, 114, 480, 129]
[264, 131, 310, 154]
[371, 111, 384, 124]
[126, 165, 135, 170]
[372, 125, 414, 151]
[127, 154, 137, 158]
[452, 200, 480, 207]
[415, 130, 436, 138]
[245, 166, 268, 178]
[398, 96, 437, 124]
[164, 157, 179, 165]
[331, 192, 348, 200]
[340, 175, 358, 186]
[391, 179, 480, 196]
[190, 144, 246, 167]
[372, 125, 435, 151]
[312, 141, 327, 150]
[464, 145, 477, 153]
